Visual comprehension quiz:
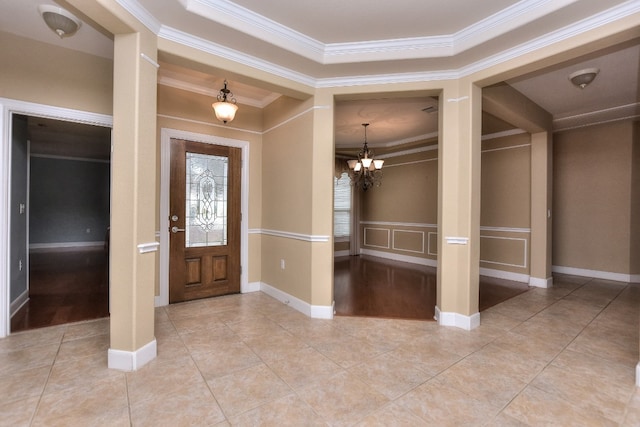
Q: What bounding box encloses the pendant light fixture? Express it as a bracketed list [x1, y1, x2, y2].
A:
[212, 80, 238, 123]
[347, 123, 384, 191]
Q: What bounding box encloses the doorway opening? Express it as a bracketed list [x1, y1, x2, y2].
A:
[9, 114, 111, 332]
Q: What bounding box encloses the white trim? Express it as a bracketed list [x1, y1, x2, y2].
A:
[479, 267, 530, 284]
[260, 282, 333, 319]
[480, 226, 531, 233]
[392, 229, 425, 254]
[243, 281, 261, 293]
[481, 143, 531, 154]
[384, 158, 438, 168]
[360, 248, 437, 268]
[108, 338, 157, 372]
[360, 221, 437, 229]
[157, 113, 261, 135]
[263, 106, 330, 134]
[260, 229, 330, 242]
[481, 129, 528, 141]
[435, 306, 480, 330]
[140, 53, 160, 69]
[479, 235, 528, 268]
[30, 242, 104, 250]
[529, 276, 553, 288]
[30, 154, 110, 164]
[0, 98, 112, 338]
[159, 128, 250, 308]
[636, 362, 640, 388]
[446, 236, 468, 245]
[9, 290, 28, 317]
[137, 242, 159, 254]
[552, 265, 639, 284]
[363, 227, 390, 249]
[334, 250, 350, 258]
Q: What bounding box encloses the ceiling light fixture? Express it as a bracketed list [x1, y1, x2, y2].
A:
[212, 80, 238, 124]
[568, 68, 599, 89]
[347, 123, 384, 191]
[38, 5, 81, 39]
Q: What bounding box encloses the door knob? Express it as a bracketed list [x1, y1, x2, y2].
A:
[171, 226, 185, 233]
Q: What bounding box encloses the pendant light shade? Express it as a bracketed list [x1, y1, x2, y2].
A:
[212, 80, 238, 123]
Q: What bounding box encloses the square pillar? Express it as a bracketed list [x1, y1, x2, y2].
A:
[530, 131, 553, 288]
[436, 80, 482, 330]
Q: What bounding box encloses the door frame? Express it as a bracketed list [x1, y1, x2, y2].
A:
[0, 98, 113, 338]
[159, 128, 249, 307]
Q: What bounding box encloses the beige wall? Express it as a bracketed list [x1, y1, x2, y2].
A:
[261, 96, 319, 302]
[0, 31, 113, 115]
[631, 121, 640, 275]
[553, 120, 636, 274]
[357, 133, 533, 277]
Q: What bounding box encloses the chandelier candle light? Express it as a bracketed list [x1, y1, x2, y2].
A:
[347, 123, 384, 191]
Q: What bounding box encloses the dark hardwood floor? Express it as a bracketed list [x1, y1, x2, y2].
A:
[334, 255, 530, 320]
[11, 248, 109, 333]
[11, 251, 530, 332]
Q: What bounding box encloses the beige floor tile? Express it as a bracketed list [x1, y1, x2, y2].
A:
[314, 335, 388, 368]
[623, 389, 640, 426]
[0, 396, 40, 427]
[476, 310, 522, 331]
[207, 363, 293, 418]
[296, 371, 389, 426]
[129, 380, 225, 427]
[551, 348, 636, 387]
[348, 352, 432, 399]
[192, 339, 262, 380]
[225, 316, 286, 338]
[503, 385, 617, 426]
[355, 401, 430, 426]
[227, 394, 328, 427]
[126, 356, 206, 405]
[567, 323, 639, 367]
[491, 331, 567, 363]
[567, 280, 626, 307]
[388, 340, 463, 376]
[32, 376, 130, 427]
[458, 343, 547, 383]
[164, 299, 214, 320]
[55, 334, 110, 363]
[537, 298, 604, 326]
[170, 311, 227, 334]
[179, 324, 238, 356]
[532, 363, 633, 423]
[279, 318, 351, 344]
[437, 357, 528, 408]
[242, 329, 310, 362]
[0, 326, 65, 353]
[46, 352, 123, 394]
[62, 318, 109, 342]
[0, 365, 49, 405]
[267, 346, 343, 390]
[487, 412, 530, 426]
[154, 333, 191, 362]
[397, 377, 500, 425]
[0, 343, 59, 376]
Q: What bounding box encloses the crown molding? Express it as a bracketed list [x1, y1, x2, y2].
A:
[116, 0, 162, 34]
[553, 102, 640, 131]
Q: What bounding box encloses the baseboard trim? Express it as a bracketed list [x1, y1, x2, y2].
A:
[552, 265, 639, 283]
[108, 339, 157, 372]
[260, 282, 333, 319]
[243, 281, 261, 293]
[435, 306, 480, 330]
[30, 242, 105, 250]
[334, 250, 350, 258]
[10, 290, 29, 317]
[479, 267, 529, 283]
[360, 248, 437, 267]
[529, 276, 553, 288]
[636, 362, 640, 387]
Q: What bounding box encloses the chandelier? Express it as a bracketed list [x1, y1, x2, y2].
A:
[212, 80, 238, 124]
[347, 123, 384, 191]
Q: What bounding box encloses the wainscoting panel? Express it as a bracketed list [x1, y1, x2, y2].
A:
[363, 227, 391, 249]
[392, 229, 424, 253]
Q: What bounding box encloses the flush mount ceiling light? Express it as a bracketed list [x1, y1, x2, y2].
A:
[212, 80, 238, 124]
[38, 5, 82, 39]
[568, 68, 600, 89]
[347, 123, 384, 191]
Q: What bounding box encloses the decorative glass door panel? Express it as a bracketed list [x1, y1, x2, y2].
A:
[185, 153, 228, 247]
[170, 139, 241, 303]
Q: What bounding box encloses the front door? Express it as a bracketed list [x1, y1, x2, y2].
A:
[169, 138, 241, 303]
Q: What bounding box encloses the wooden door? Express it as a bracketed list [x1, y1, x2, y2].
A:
[169, 139, 241, 303]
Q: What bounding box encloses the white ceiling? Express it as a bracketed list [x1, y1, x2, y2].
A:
[1, 0, 638, 152]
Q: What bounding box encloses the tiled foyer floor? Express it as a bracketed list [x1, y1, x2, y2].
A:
[1, 274, 639, 426]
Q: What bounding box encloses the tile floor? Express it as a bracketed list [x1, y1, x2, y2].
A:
[1, 274, 638, 426]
